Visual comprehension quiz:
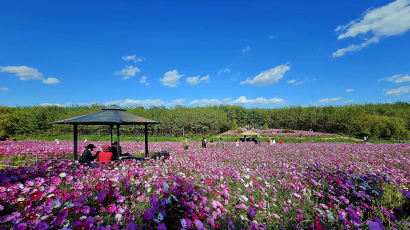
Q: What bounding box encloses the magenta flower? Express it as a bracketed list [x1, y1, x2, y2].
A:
[51, 176, 60, 185]
[107, 203, 116, 213]
[29, 191, 43, 201]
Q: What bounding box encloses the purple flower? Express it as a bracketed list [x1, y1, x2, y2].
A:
[159, 208, 166, 218]
[194, 220, 205, 230]
[13, 223, 27, 230]
[150, 195, 159, 210]
[125, 222, 139, 230]
[97, 190, 107, 201]
[35, 222, 49, 230]
[366, 220, 385, 230]
[144, 208, 154, 221]
[248, 206, 257, 220]
[157, 223, 167, 230]
[399, 189, 410, 199]
[54, 209, 68, 226]
[81, 206, 91, 215]
[347, 207, 361, 227]
[161, 198, 167, 208]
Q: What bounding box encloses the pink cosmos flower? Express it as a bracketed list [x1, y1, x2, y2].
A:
[51, 176, 60, 185]
[107, 203, 117, 213]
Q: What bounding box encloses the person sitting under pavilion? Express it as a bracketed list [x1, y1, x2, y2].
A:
[80, 144, 100, 168]
[98, 145, 113, 164]
[111, 141, 132, 159]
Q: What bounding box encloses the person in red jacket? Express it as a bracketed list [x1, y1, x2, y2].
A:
[98, 145, 113, 163]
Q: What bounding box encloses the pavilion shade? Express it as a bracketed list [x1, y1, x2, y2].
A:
[50, 109, 160, 125]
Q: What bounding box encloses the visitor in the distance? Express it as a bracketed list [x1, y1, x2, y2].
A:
[183, 137, 189, 149]
[80, 144, 100, 168]
[201, 137, 207, 148]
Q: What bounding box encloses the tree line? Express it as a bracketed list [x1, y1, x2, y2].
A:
[0, 102, 409, 139]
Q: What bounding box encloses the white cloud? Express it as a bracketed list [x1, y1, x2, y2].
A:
[104, 99, 165, 107]
[286, 78, 315, 86]
[122, 55, 145, 63]
[268, 35, 276, 39]
[42, 78, 60, 84]
[385, 85, 410, 95]
[344, 99, 354, 104]
[332, 37, 379, 57]
[186, 75, 200, 85]
[139, 76, 149, 86]
[115, 65, 140, 80]
[240, 64, 290, 86]
[39, 103, 65, 107]
[316, 97, 342, 104]
[1, 65, 43, 80]
[229, 96, 285, 105]
[386, 74, 410, 83]
[186, 74, 210, 85]
[160, 70, 183, 87]
[223, 97, 231, 102]
[189, 98, 222, 105]
[218, 68, 231, 75]
[333, 0, 410, 57]
[0, 87, 8, 91]
[200, 75, 210, 81]
[241, 46, 252, 54]
[345, 88, 354, 93]
[167, 99, 185, 106]
[1, 65, 60, 84]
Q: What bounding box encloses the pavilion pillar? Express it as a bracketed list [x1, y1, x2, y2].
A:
[145, 123, 149, 157]
[110, 125, 113, 144]
[73, 124, 78, 161]
[116, 125, 120, 159]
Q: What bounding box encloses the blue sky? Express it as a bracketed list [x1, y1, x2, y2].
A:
[0, 0, 409, 107]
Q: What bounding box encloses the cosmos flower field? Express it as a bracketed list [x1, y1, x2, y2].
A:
[221, 129, 337, 137]
[0, 140, 409, 229]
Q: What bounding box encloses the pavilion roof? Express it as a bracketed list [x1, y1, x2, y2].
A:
[51, 106, 160, 125]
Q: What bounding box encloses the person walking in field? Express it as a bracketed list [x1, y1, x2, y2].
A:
[201, 137, 207, 148]
[183, 137, 189, 149]
[216, 137, 225, 149]
[270, 138, 276, 145]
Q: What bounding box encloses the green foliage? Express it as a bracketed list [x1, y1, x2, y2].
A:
[376, 184, 407, 210]
[263, 123, 269, 130]
[0, 102, 409, 139]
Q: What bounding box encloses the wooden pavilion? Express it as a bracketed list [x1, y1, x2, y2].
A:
[51, 106, 160, 160]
